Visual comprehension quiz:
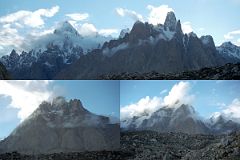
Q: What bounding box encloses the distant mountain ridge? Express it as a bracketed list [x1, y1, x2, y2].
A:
[121, 103, 240, 135]
[0, 21, 112, 79]
[57, 12, 240, 79]
[0, 97, 120, 154]
[0, 12, 240, 79]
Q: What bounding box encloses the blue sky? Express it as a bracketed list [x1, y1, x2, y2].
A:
[120, 80, 240, 120]
[0, 0, 240, 56]
[0, 80, 119, 139]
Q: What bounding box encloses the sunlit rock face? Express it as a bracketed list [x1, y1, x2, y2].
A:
[0, 97, 120, 154]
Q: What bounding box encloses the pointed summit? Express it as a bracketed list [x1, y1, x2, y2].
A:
[129, 21, 151, 42]
[0, 97, 120, 154]
[10, 49, 18, 57]
[175, 20, 183, 34]
[164, 11, 177, 31]
[54, 21, 80, 37]
[200, 35, 216, 50]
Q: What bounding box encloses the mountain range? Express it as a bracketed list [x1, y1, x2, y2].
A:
[0, 97, 120, 154]
[0, 21, 111, 79]
[121, 103, 240, 135]
[0, 12, 239, 79]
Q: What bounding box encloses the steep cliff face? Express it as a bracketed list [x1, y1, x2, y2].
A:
[0, 97, 120, 154]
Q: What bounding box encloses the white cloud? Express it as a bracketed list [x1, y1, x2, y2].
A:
[121, 96, 162, 120]
[0, 6, 59, 28]
[216, 102, 227, 109]
[236, 38, 240, 46]
[224, 29, 240, 40]
[66, 13, 89, 21]
[0, 81, 54, 121]
[147, 5, 174, 25]
[29, 28, 54, 37]
[182, 21, 193, 34]
[221, 98, 240, 120]
[76, 23, 118, 37]
[116, 8, 144, 21]
[77, 23, 97, 36]
[0, 6, 59, 55]
[121, 81, 195, 120]
[160, 89, 168, 95]
[212, 98, 240, 123]
[163, 81, 195, 107]
[99, 29, 119, 36]
[0, 24, 24, 56]
[198, 28, 205, 31]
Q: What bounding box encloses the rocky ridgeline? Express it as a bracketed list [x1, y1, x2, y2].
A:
[0, 151, 133, 160]
[121, 131, 240, 160]
[100, 63, 240, 80]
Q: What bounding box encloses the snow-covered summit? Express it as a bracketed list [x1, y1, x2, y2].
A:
[217, 41, 240, 59]
[54, 21, 80, 37]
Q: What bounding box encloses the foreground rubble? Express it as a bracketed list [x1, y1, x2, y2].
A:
[1, 131, 239, 160]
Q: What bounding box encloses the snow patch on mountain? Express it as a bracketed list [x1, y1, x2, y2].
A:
[217, 42, 240, 59]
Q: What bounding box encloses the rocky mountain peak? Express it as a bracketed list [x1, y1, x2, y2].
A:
[200, 35, 216, 49]
[54, 21, 80, 37]
[174, 104, 196, 115]
[129, 21, 152, 42]
[10, 49, 19, 58]
[217, 41, 240, 60]
[37, 97, 86, 116]
[221, 41, 234, 47]
[175, 20, 183, 34]
[0, 97, 120, 154]
[164, 11, 177, 31]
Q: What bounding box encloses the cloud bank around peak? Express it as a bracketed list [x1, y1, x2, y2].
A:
[0, 6, 59, 28]
[213, 98, 240, 122]
[147, 5, 174, 25]
[121, 81, 195, 120]
[116, 8, 144, 22]
[115, 5, 193, 34]
[0, 81, 55, 122]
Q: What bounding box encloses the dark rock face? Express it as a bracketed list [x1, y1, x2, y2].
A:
[164, 11, 177, 31]
[0, 97, 120, 154]
[0, 62, 10, 79]
[100, 63, 240, 80]
[121, 131, 240, 160]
